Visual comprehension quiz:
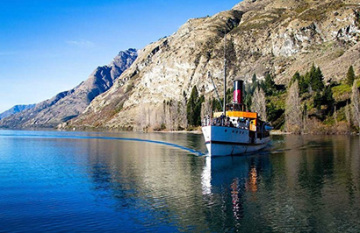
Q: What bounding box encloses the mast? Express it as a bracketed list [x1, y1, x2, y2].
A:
[209, 71, 223, 110]
[223, 33, 226, 116]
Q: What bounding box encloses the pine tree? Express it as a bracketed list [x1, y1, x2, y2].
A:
[307, 64, 324, 92]
[314, 91, 322, 110]
[313, 67, 325, 91]
[211, 97, 222, 112]
[186, 86, 199, 126]
[323, 85, 334, 114]
[194, 95, 205, 126]
[299, 75, 308, 94]
[186, 86, 204, 126]
[244, 84, 252, 111]
[264, 73, 275, 95]
[302, 103, 308, 133]
[291, 71, 308, 94]
[291, 72, 301, 85]
[226, 88, 233, 103]
[346, 65, 355, 86]
[308, 64, 317, 87]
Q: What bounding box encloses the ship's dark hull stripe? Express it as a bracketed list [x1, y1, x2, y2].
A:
[205, 140, 269, 146]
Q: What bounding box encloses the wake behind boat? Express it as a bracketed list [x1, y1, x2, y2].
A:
[202, 80, 272, 156]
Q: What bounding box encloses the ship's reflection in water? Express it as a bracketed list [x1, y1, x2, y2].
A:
[201, 154, 270, 228]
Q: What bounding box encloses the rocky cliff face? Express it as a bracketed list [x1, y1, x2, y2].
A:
[0, 104, 35, 120]
[67, 0, 360, 131]
[0, 49, 138, 128]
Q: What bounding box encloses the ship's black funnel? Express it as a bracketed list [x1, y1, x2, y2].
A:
[233, 80, 244, 104]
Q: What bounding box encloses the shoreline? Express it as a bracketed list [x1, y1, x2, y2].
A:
[1, 127, 358, 136]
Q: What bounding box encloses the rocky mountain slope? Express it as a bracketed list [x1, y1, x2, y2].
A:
[66, 0, 360, 131]
[0, 49, 137, 128]
[0, 104, 35, 120]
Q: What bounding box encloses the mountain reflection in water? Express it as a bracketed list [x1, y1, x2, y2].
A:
[0, 131, 359, 232]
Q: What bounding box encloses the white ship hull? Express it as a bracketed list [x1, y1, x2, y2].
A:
[202, 125, 270, 156]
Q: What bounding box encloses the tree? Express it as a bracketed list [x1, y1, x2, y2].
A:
[251, 87, 267, 121]
[201, 97, 212, 122]
[285, 80, 302, 133]
[163, 99, 181, 131]
[346, 65, 355, 86]
[302, 103, 308, 133]
[194, 95, 205, 126]
[322, 85, 334, 114]
[351, 80, 360, 130]
[210, 88, 232, 112]
[178, 96, 188, 129]
[314, 91, 322, 110]
[251, 74, 258, 93]
[307, 64, 324, 92]
[291, 71, 308, 94]
[264, 73, 275, 95]
[187, 86, 198, 126]
[244, 84, 252, 111]
[290, 72, 301, 85]
[307, 64, 317, 86]
[226, 88, 233, 103]
[211, 97, 222, 112]
[313, 67, 325, 91]
[333, 105, 338, 125]
[186, 86, 204, 126]
[345, 101, 351, 127]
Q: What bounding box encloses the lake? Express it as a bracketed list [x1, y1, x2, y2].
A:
[0, 130, 359, 232]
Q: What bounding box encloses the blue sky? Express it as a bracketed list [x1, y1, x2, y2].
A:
[0, 0, 241, 113]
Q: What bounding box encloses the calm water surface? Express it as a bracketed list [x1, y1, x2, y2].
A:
[0, 130, 359, 232]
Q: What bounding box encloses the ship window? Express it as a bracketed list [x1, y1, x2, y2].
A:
[225, 130, 227, 132]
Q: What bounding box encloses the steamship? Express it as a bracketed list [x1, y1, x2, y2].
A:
[201, 80, 272, 156]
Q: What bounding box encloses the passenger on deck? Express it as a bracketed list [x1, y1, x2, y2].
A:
[220, 113, 225, 126]
[245, 118, 250, 129]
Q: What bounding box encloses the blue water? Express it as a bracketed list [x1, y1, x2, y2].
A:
[0, 130, 359, 232]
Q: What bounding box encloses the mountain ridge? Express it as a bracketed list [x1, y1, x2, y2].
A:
[0, 48, 138, 128]
[0, 104, 36, 120]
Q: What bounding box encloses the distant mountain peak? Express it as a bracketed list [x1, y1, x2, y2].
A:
[0, 104, 35, 120]
[0, 48, 138, 128]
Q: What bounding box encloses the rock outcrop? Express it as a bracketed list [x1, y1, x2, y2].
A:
[67, 0, 360, 131]
[0, 49, 138, 128]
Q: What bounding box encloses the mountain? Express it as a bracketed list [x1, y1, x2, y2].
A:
[0, 48, 138, 128]
[66, 0, 360, 131]
[0, 104, 35, 120]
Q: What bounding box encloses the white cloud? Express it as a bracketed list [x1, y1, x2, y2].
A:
[66, 40, 95, 48]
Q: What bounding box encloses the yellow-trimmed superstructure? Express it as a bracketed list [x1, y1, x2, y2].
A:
[213, 111, 257, 119]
